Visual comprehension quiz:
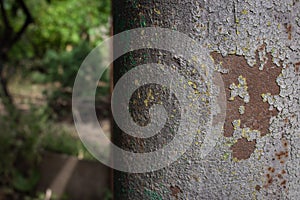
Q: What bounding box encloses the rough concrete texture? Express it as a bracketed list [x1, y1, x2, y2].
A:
[113, 0, 299, 199]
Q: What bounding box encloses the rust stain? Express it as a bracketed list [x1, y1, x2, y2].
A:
[211, 52, 281, 137]
[295, 62, 300, 73]
[230, 138, 256, 160]
[282, 138, 289, 149]
[275, 151, 289, 160]
[255, 185, 261, 191]
[281, 180, 287, 186]
[211, 52, 281, 160]
[267, 167, 275, 173]
[277, 174, 283, 179]
[170, 185, 182, 198]
[263, 137, 289, 189]
[258, 43, 266, 52]
[286, 23, 292, 40]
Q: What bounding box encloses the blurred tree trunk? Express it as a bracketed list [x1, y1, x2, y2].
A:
[113, 1, 299, 199]
[0, 0, 33, 109]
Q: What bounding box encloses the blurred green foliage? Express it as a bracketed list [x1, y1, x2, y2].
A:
[41, 126, 95, 160]
[0, 106, 95, 198]
[2, 0, 111, 115]
[0, 0, 111, 199]
[0, 107, 49, 197]
[7, 0, 110, 60]
[40, 41, 110, 117]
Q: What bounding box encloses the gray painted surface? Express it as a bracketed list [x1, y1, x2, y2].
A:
[113, 0, 299, 199]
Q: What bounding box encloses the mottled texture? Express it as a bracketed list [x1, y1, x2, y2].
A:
[113, 0, 300, 199]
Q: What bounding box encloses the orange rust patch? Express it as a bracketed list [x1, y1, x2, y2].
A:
[211, 52, 281, 160]
[230, 138, 256, 160]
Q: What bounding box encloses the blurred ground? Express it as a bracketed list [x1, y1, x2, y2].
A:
[0, 75, 112, 199]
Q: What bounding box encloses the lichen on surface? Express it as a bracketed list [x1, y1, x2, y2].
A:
[190, 0, 300, 199]
[113, 0, 300, 199]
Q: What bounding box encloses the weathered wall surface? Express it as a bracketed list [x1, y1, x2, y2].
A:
[113, 0, 299, 199]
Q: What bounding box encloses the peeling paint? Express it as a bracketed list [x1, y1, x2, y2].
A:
[114, 0, 300, 199]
